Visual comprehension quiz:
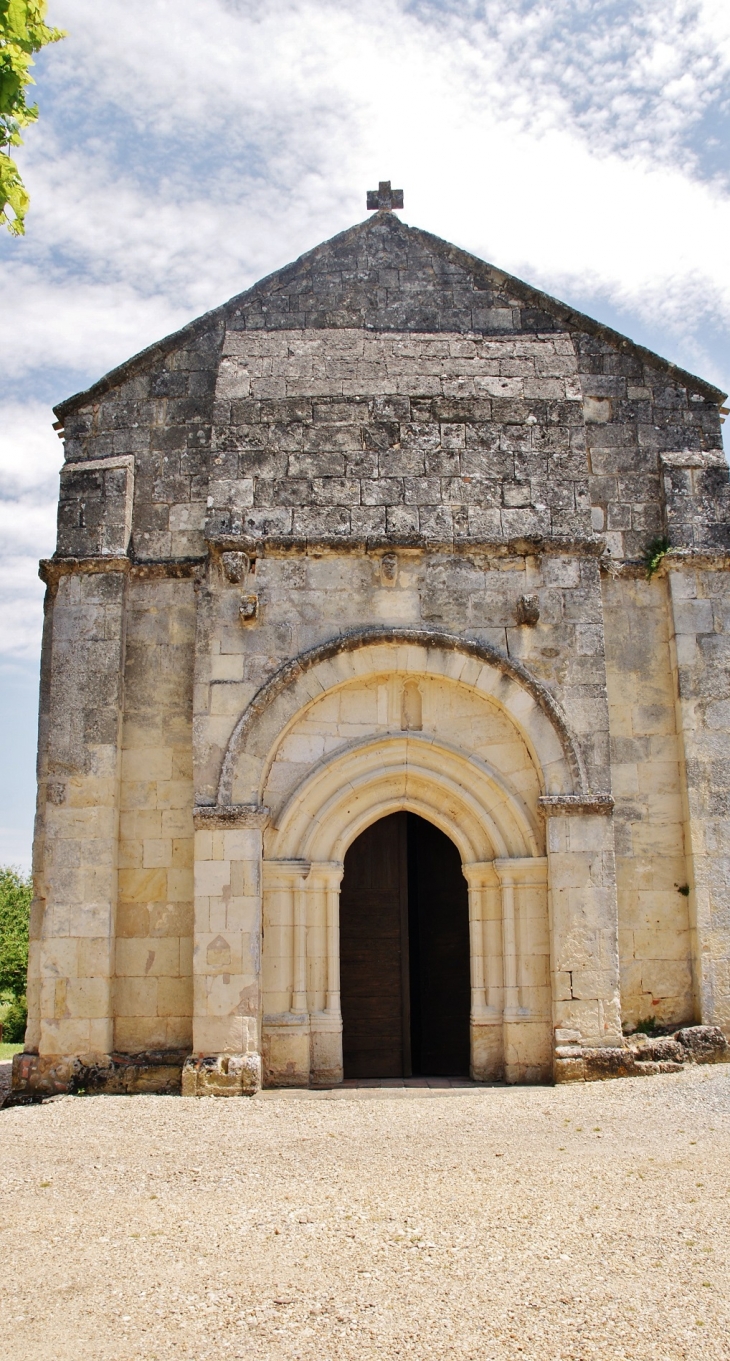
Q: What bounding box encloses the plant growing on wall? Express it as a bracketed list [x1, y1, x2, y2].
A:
[0, 0, 64, 235]
[643, 535, 672, 580]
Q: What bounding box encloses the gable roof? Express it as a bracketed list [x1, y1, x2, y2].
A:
[54, 211, 727, 420]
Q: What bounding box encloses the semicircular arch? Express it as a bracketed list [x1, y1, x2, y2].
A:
[265, 733, 542, 863]
[219, 627, 586, 806]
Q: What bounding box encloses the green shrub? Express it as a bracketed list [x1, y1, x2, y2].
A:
[0, 867, 31, 1046]
[1, 991, 27, 1042]
[643, 535, 672, 580]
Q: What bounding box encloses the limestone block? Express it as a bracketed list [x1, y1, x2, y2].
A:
[115, 937, 180, 978]
[672, 599, 714, 635]
[114, 976, 158, 1017]
[62, 977, 111, 1020]
[674, 1025, 729, 1063]
[262, 1021, 311, 1086]
[193, 1016, 256, 1054]
[40, 1015, 106, 1054]
[310, 1020, 343, 1086]
[553, 998, 602, 1040]
[181, 1052, 261, 1097]
[157, 975, 193, 1017]
[554, 1054, 586, 1082]
[639, 959, 693, 998]
[194, 932, 245, 977]
[632, 927, 691, 962]
[194, 860, 231, 898]
[471, 1019, 504, 1081]
[221, 895, 259, 936]
[503, 1019, 552, 1083]
[118, 868, 168, 903]
[39, 938, 79, 978]
[115, 1016, 169, 1051]
[222, 828, 264, 862]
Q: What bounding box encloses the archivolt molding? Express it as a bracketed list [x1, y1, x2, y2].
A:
[264, 733, 542, 863]
[217, 626, 587, 805]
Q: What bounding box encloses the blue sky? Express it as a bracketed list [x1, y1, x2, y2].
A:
[1, 0, 729, 869]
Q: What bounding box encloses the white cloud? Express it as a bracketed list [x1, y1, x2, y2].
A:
[1, 0, 729, 678]
[1, 0, 728, 858]
[0, 403, 59, 659]
[7, 0, 725, 385]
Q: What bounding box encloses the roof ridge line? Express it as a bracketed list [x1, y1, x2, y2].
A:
[54, 213, 727, 420]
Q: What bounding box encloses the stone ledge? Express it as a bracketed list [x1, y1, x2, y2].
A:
[554, 1026, 729, 1083]
[660, 450, 727, 469]
[206, 532, 606, 558]
[538, 794, 614, 817]
[193, 803, 271, 830]
[39, 555, 206, 587]
[9, 1049, 189, 1101]
[599, 550, 730, 578]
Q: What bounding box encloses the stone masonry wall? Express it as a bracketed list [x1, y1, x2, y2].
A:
[58, 326, 223, 563]
[193, 550, 611, 806]
[603, 575, 693, 1029]
[576, 335, 725, 561]
[28, 210, 727, 1066]
[54, 214, 726, 572]
[668, 567, 730, 1031]
[115, 576, 196, 1052]
[207, 329, 590, 547]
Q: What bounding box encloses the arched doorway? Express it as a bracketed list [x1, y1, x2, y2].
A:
[339, 812, 470, 1078]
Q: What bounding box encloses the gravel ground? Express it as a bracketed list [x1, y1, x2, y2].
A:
[2, 1065, 730, 1361]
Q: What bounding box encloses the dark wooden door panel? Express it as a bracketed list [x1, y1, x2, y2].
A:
[408, 814, 471, 1076]
[340, 813, 408, 1078]
[339, 811, 470, 1079]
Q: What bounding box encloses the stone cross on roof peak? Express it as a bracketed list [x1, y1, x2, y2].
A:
[366, 180, 404, 211]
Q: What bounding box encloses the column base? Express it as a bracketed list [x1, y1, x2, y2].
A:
[262, 1013, 311, 1086]
[504, 1018, 553, 1084]
[310, 1011, 343, 1087]
[181, 1052, 262, 1097]
[470, 1015, 503, 1081]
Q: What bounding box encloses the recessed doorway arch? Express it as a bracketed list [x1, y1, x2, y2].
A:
[339, 810, 471, 1079]
[260, 733, 552, 1090]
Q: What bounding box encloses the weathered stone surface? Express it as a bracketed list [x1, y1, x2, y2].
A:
[181, 1052, 261, 1096]
[630, 1035, 685, 1064]
[17, 209, 729, 1098]
[674, 1025, 729, 1063]
[11, 1049, 187, 1098]
[554, 1025, 730, 1085]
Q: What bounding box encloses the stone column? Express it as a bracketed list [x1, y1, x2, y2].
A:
[32, 562, 130, 1068]
[667, 566, 730, 1032]
[308, 861, 344, 1086]
[260, 859, 312, 1087]
[462, 862, 503, 1080]
[183, 804, 269, 1096]
[540, 796, 623, 1078]
[494, 857, 551, 1083]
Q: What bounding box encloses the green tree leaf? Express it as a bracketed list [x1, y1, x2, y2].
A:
[0, 865, 32, 997]
[0, 0, 65, 234]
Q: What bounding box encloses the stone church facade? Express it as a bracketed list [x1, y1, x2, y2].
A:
[14, 196, 730, 1097]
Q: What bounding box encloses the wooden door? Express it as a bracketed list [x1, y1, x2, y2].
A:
[339, 813, 410, 1078]
[408, 814, 471, 1076]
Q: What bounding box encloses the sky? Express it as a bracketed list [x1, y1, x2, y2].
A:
[1, 0, 729, 870]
